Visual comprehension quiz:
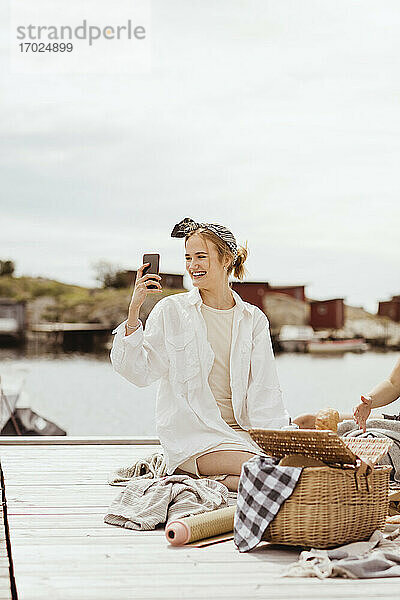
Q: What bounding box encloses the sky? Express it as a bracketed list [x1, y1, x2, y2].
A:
[1, 0, 400, 313]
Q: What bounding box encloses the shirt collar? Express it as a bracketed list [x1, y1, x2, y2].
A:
[186, 286, 250, 314]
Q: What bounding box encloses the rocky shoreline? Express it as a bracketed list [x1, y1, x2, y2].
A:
[263, 293, 400, 350]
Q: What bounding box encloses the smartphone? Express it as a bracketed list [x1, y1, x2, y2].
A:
[142, 253, 160, 290]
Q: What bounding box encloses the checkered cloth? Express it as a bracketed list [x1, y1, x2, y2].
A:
[234, 455, 302, 552]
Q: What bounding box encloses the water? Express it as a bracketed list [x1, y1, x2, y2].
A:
[0, 348, 399, 436]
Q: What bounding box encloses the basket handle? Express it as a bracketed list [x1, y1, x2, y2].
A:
[354, 460, 373, 492]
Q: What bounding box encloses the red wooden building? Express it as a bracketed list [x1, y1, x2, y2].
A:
[268, 285, 306, 302]
[230, 282, 269, 310]
[309, 299, 345, 330]
[378, 298, 400, 323]
[230, 282, 306, 311]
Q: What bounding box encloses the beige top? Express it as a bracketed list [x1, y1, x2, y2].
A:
[200, 302, 241, 431]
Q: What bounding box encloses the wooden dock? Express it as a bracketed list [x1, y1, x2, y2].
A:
[30, 324, 111, 351]
[30, 324, 111, 333]
[1, 438, 400, 599]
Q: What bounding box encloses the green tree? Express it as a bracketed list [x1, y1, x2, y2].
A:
[0, 260, 15, 276]
[92, 260, 129, 289]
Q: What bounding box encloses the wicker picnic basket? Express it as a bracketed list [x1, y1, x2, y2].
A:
[249, 429, 391, 549]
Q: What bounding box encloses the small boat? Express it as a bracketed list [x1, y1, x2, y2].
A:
[0, 369, 66, 436]
[308, 338, 369, 355]
[278, 325, 315, 352]
[1, 407, 66, 436]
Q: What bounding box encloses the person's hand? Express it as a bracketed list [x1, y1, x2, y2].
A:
[353, 395, 372, 432]
[129, 263, 162, 313]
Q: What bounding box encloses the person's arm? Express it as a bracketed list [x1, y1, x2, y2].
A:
[245, 310, 290, 429]
[124, 306, 141, 336]
[110, 300, 169, 387]
[354, 358, 400, 431]
[367, 358, 400, 408]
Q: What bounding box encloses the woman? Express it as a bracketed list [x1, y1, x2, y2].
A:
[110, 217, 290, 490]
[353, 358, 400, 431]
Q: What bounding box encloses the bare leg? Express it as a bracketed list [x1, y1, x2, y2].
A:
[219, 475, 240, 492]
[196, 450, 256, 492]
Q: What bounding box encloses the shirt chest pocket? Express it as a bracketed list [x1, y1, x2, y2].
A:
[166, 332, 200, 384]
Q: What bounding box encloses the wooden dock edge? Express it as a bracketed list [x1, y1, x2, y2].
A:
[0, 465, 15, 600]
[0, 436, 160, 446]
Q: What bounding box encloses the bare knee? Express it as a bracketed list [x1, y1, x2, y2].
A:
[221, 475, 240, 492]
[197, 450, 255, 477]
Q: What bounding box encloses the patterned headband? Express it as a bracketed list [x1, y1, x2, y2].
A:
[170, 217, 238, 265]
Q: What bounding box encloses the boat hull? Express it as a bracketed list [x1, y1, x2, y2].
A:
[308, 339, 369, 354]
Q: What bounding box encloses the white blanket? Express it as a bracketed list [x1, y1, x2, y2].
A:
[104, 475, 229, 530]
[284, 527, 400, 579]
[338, 418, 400, 483]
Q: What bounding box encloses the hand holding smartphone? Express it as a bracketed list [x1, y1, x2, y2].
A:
[129, 253, 162, 314]
[142, 253, 160, 289]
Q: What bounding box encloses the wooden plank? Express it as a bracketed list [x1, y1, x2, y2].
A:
[6, 483, 122, 498]
[7, 514, 114, 528]
[9, 528, 163, 538]
[9, 546, 297, 565]
[0, 437, 160, 445]
[12, 578, 400, 600]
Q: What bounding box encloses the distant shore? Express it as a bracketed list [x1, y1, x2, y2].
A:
[1, 275, 399, 351]
[0, 275, 181, 329]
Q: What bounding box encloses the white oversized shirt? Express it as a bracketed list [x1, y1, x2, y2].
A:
[110, 287, 290, 474]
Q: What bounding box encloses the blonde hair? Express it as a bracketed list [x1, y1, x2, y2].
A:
[185, 228, 249, 281]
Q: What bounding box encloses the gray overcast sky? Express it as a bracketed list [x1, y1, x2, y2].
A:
[1, 0, 400, 312]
